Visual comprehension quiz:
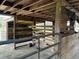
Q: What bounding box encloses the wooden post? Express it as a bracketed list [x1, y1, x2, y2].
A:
[33, 20, 36, 35]
[13, 16, 16, 49]
[55, 0, 62, 59]
[52, 21, 56, 52]
[32, 19, 36, 45]
[44, 21, 46, 38]
[52, 21, 54, 38]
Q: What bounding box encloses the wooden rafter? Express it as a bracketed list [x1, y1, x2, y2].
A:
[38, 9, 55, 16]
[16, 2, 55, 15]
[16, 10, 53, 19]
[35, 7, 55, 16]
[29, 2, 55, 12]
[4, 0, 24, 13]
[0, 0, 78, 21]
[1, 0, 6, 5]
[28, 13, 52, 17]
[72, 2, 79, 6]
[69, 0, 79, 4]
[0, 0, 56, 18]
[41, 8, 55, 13]
[62, 0, 78, 13]
[34, 5, 55, 13]
[11, 0, 43, 14]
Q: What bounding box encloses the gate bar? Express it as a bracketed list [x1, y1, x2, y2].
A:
[0, 33, 52, 45]
[15, 42, 60, 59]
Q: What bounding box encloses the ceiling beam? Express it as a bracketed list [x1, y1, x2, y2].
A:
[16, 10, 53, 18]
[40, 8, 55, 13]
[28, 13, 53, 18]
[15, 2, 55, 20]
[0, 0, 6, 5]
[62, 0, 79, 13]
[17, 4, 55, 16]
[0, 2, 55, 19]
[16, 10, 33, 15]
[4, 0, 24, 13]
[38, 8, 55, 16]
[29, 2, 55, 12]
[34, 5, 55, 13]
[17, 15, 53, 21]
[62, 0, 79, 18]
[10, 0, 43, 14]
[10, 0, 55, 14]
[69, 0, 79, 4]
[16, 2, 55, 16]
[11, 2, 55, 14]
[72, 2, 79, 6]
[41, 12, 55, 16]
[16, 20, 33, 24]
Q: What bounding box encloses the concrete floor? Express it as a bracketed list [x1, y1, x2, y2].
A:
[0, 42, 79, 59]
[0, 44, 53, 59]
[71, 52, 79, 59]
[70, 43, 79, 59]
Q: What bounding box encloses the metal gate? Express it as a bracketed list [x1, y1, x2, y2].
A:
[0, 33, 61, 59]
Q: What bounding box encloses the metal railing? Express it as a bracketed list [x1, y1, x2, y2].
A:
[0, 33, 61, 59]
[0, 33, 52, 45]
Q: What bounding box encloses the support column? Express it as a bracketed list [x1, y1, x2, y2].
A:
[13, 16, 17, 49]
[44, 21, 45, 34]
[52, 21, 55, 52]
[33, 20, 36, 35]
[44, 21, 46, 39]
[55, 0, 62, 59]
[32, 20, 36, 45]
[52, 21, 55, 36]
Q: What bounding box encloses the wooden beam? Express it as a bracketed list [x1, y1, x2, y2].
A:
[62, 0, 79, 13]
[16, 2, 55, 17]
[37, 7, 55, 16]
[4, 0, 24, 13]
[52, 21, 54, 35]
[17, 15, 52, 22]
[32, 26, 53, 27]
[38, 7, 54, 13]
[16, 12, 53, 19]
[29, 2, 55, 12]
[55, 0, 62, 59]
[16, 10, 45, 16]
[15, 8, 53, 19]
[69, 0, 79, 4]
[11, 2, 55, 15]
[10, 0, 43, 14]
[16, 10, 33, 15]
[27, 13, 53, 19]
[39, 9, 55, 16]
[16, 20, 33, 24]
[34, 5, 55, 13]
[1, 0, 6, 5]
[44, 21, 46, 35]
[13, 16, 16, 49]
[72, 2, 79, 5]
[63, 1, 76, 11]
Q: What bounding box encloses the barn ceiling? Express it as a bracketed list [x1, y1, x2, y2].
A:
[0, 0, 78, 20]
